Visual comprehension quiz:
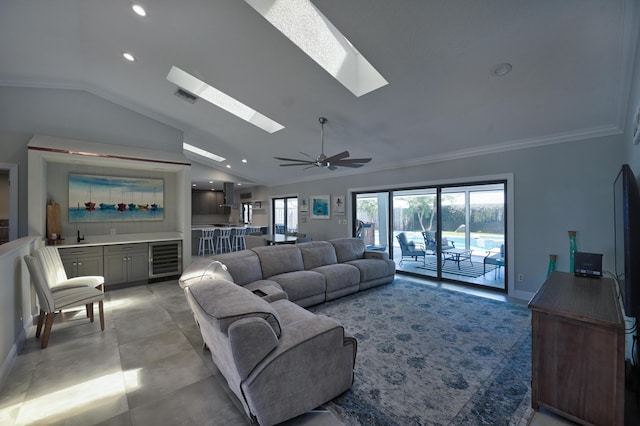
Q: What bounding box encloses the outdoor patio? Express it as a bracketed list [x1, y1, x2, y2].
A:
[366, 230, 505, 291]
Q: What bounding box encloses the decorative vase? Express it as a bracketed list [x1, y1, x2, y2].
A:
[568, 231, 577, 273]
[547, 254, 557, 277]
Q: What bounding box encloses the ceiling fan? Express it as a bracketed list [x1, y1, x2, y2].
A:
[275, 117, 372, 170]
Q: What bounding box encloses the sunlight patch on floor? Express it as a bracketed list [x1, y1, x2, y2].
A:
[14, 369, 140, 425]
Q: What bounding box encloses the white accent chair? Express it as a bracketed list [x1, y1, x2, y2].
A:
[24, 255, 105, 348]
[35, 246, 104, 292]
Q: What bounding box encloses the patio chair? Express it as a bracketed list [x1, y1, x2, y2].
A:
[396, 232, 426, 266]
[422, 231, 455, 254]
[484, 244, 505, 277]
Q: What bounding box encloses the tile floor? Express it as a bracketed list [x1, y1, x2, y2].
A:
[0, 278, 636, 425]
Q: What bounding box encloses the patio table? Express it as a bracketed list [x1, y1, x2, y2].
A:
[442, 248, 473, 269]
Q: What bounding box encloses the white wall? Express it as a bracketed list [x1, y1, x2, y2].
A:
[0, 237, 41, 388]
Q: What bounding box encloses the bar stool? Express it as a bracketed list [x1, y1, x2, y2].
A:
[232, 227, 246, 251]
[215, 228, 232, 254]
[198, 228, 215, 256]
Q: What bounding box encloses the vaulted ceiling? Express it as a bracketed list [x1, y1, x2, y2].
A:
[0, 1, 637, 189]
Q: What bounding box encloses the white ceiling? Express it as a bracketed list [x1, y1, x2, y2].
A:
[1, 0, 638, 190]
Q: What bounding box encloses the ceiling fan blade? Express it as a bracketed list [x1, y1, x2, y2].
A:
[299, 152, 315, 160]
[274, 156, 311, 162]
[331, 162, 365, 168]
[324, 150, 350, 163]
[279, 162, 313, 167]
[334, 157, 372, 164]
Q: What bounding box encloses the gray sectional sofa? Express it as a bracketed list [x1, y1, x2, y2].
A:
[179, 238, 395, 425]
[180, 237, 396, 307]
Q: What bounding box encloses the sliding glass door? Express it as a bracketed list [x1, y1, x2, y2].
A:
[353, 181, 506, 292]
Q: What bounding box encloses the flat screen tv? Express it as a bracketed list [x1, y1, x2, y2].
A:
[614, 164, 640, 317]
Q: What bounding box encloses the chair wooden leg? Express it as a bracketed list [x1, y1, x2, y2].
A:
[86, 304, 90, 318]
[35, 309, 45, 338]
[99, 300, 104, 331]
[88, 303, 94, 322]
[41, 312, 56, 349]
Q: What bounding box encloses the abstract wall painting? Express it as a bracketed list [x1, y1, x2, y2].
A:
[310, 195, 330, 219]
[69, 174, 164, 222]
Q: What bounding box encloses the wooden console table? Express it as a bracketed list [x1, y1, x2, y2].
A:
[528, 271, 624, 425]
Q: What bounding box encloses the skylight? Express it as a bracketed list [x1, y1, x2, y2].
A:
[183, 142, 226, 162]
[167, 66, 284, 134]
[244, 0, 388, 97]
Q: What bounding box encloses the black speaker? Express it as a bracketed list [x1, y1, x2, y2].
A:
[574, 252, 603, 277]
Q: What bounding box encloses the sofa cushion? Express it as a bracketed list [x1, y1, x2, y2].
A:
[298, 241, 338, 269]
[346, 258, 394, 284]
[210, 250, 264, 285]
[187, 278, 282, 337]
[329, 238, 366, 263]
[252, 245, 304, 278]
[268, 270, 326, 305]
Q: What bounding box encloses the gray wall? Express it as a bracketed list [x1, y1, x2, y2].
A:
[253, 133, 624, 297]
[0, 86, 184, 237]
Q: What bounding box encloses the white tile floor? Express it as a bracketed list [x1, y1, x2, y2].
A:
[0, 278, 637, 425]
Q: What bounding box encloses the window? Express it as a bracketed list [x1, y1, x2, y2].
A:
[272, 196, 298, 234]
[241, 202, 253, 224]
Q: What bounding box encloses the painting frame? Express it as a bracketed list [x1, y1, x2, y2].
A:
[310, 195, 331, 219]
[68, 173, 164, 223]
[333, 195, 345, 215]
[299, 197, 309, 215]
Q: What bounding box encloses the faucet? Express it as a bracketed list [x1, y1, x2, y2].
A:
[77, 230, 85, 243]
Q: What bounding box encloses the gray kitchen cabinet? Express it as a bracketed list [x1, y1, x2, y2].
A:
[58, 246, 104, 278]
[104, 243, 148, 286]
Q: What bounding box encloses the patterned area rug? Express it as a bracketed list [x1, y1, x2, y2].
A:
[309, 279, 533, 426]
[418, 260, 497, 278]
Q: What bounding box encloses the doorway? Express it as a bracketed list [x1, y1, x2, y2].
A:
[0, 164, 18, 244]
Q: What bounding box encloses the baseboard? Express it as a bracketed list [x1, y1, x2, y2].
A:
[0, 326, 27, 391]
[511, 289, 535, 303]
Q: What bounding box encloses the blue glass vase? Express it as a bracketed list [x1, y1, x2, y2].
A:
[568, 231, 577, 273]
[547, 254, 557, 277]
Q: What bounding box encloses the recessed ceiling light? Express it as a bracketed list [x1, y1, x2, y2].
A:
[237, 183, 242, 186]
[167, 66, 284, 133]
[226, 165, 231, 169]
[132, 4, 147, 17]
[208, 181, 213, 184]
[491, 62, 513, 77]
[183, 142, 226, 162]
[242, 159, 247, 163]
[192, 184, 196, 187]
[122, 52, 136, 62]
[245, 0, 388, 97]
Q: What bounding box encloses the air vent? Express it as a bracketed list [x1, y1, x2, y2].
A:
[174, 88, 197, 104]
[240, 192, 252, 200]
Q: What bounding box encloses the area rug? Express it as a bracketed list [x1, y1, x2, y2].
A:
[418, 260, 497, 278]
[308, 279, 533, 426]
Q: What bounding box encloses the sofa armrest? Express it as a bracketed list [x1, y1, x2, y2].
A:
[229, 317, 279, 380]
[250, 314, 356, 380]
[364, 250, 389, 260]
